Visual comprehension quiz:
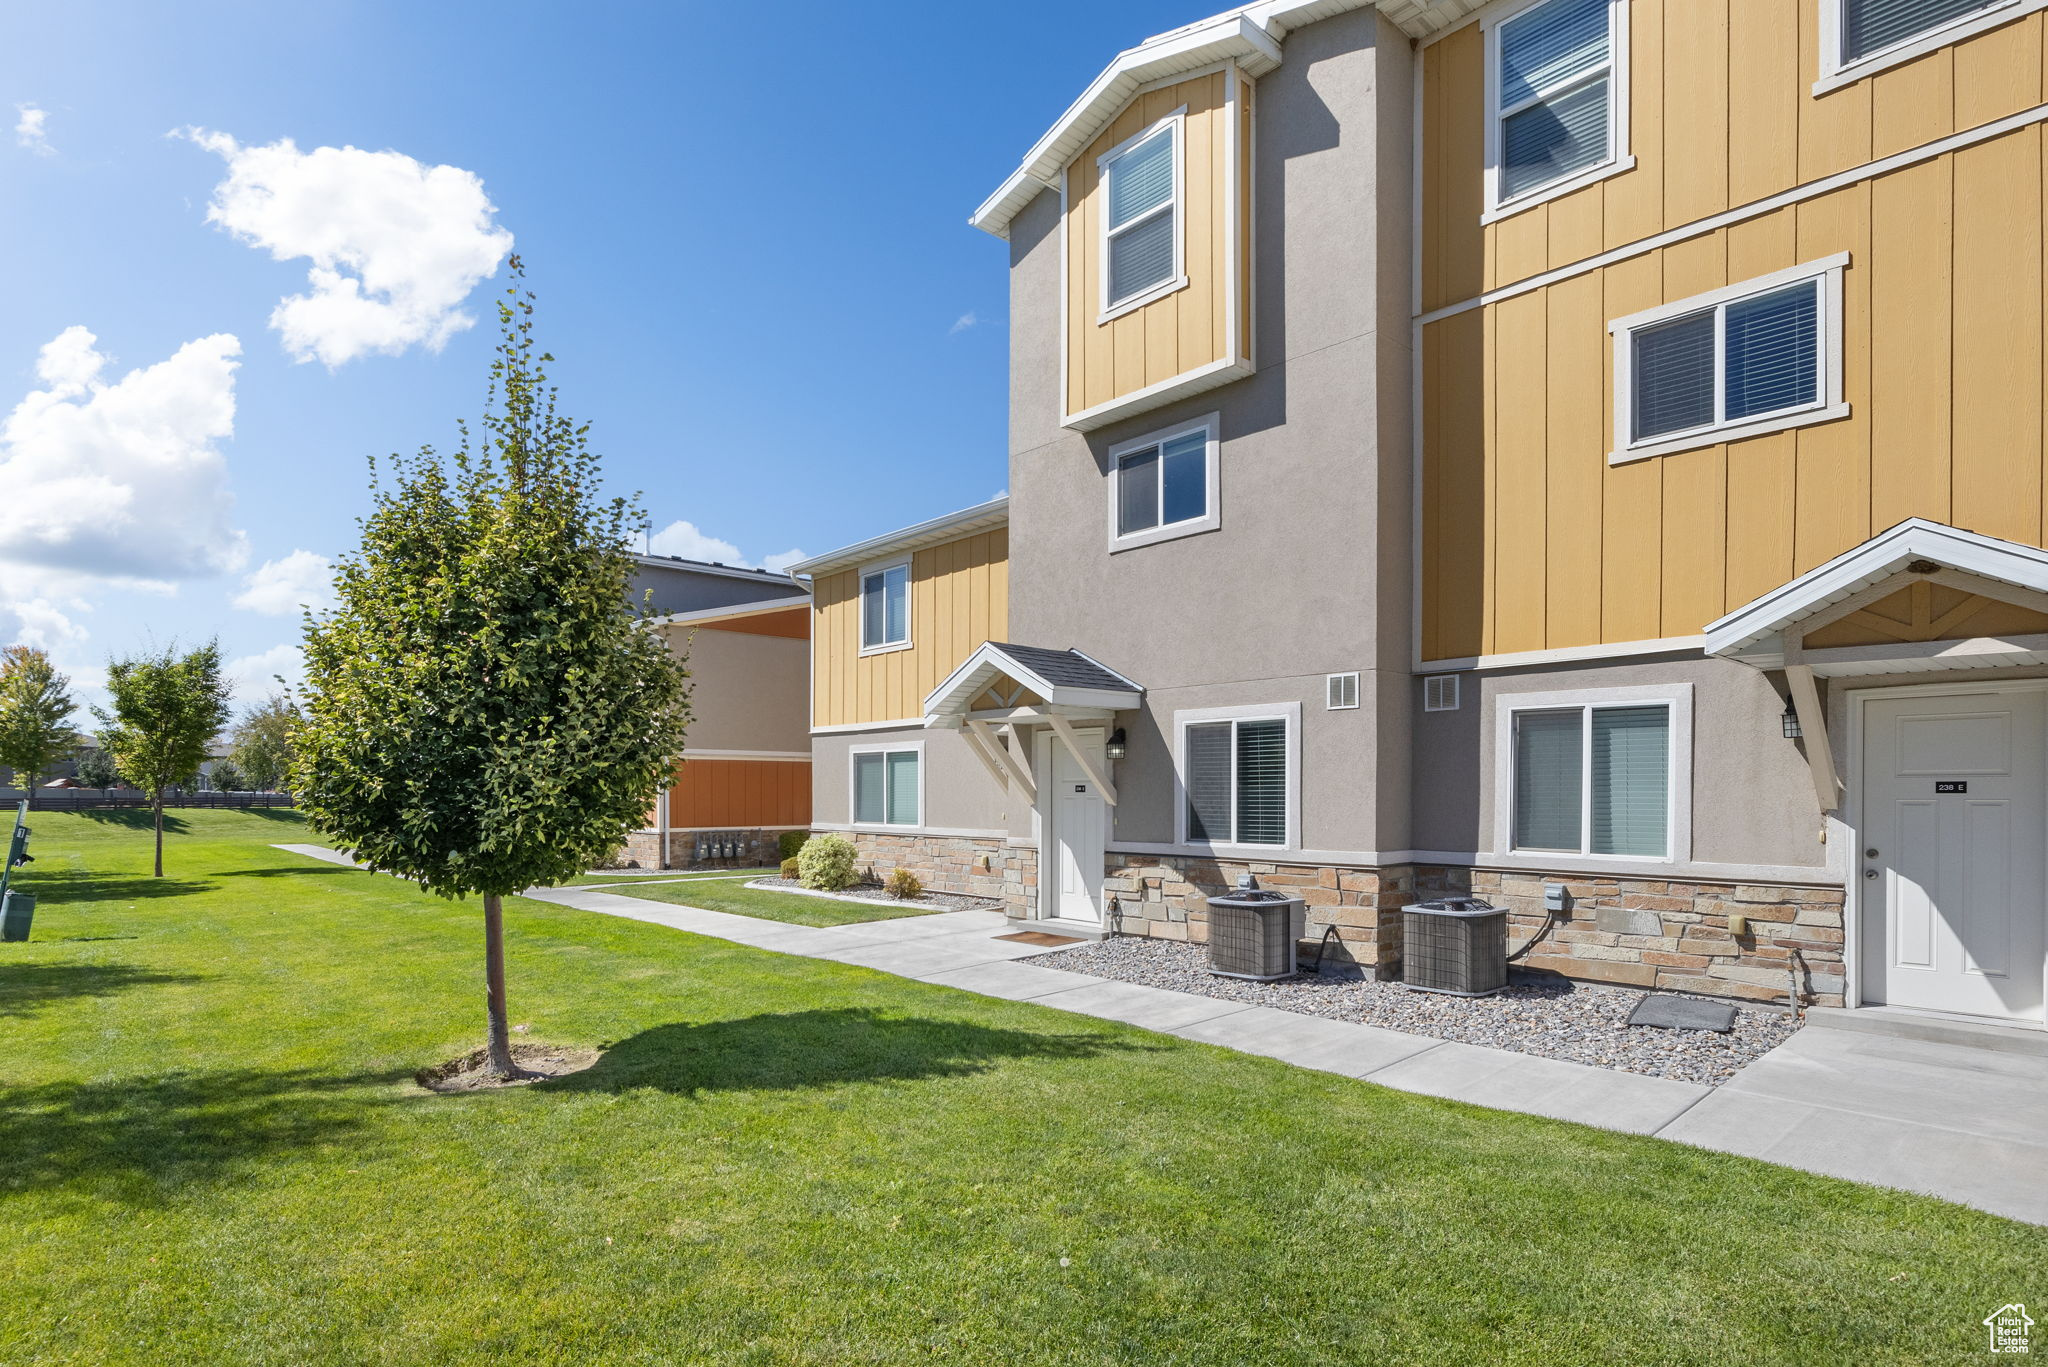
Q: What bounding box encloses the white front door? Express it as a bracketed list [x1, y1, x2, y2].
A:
[1860, 688, 2047, 1022]
[1045, 729, 1106, 925]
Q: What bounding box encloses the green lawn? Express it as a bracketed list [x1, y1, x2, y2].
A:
[587, 874, 948, 927]
[2, 811, 2041, 1365]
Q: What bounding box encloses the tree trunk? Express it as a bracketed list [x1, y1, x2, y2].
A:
[483, 893, 516, 1076]
[153, 798, 164, 877]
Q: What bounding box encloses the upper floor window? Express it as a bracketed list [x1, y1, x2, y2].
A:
[1177, 703, 1299, 849]
[1486, 0, 1630, 218]
[1820, 0, 2047, 91]
[1106, 413, 1221, 552]
[1610, 254, 1849, 464]
[1495, 684, 1692, 864]
[1099, 112, 1185, 318]
[859, 560, 910, 653]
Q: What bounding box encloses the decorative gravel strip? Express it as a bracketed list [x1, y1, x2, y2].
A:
[1024, 937, 1798, 1085]
[745, 877, 1001, 914]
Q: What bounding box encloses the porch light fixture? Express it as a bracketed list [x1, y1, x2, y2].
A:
[1106, 728, 1128, 761]
[1781, 695, 1802, 740]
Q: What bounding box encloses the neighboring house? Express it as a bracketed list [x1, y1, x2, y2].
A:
[789, 499, 1017, 896]
[620, 555, 813, 868]
[827, 0, 2048, 1032]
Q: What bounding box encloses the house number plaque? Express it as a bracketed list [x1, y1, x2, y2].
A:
[1935, 781, 1968, 793]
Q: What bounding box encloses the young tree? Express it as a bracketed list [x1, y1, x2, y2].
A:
[74, 744, 119, 790]
[0, 647, 77, 791]
[97, 643, 234, 876]
[209, 759, 246, 793]
[230, 694, 296, 791]
[294, 260, 691, 1078]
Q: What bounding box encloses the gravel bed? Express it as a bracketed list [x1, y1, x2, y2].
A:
[1024, 937, 1798, 1085]
[746, 877, 1001, 913]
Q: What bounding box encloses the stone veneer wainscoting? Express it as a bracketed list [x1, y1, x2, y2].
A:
[838, 830, 1021, 903]
[618, 828, 799, 871]
[1102, 854, 1409, 970]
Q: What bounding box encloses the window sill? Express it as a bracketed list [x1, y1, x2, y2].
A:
[858, 640, 913, 658]
[1610, 402, 1850, 465]
[1063, 357, 1254, 433]
[1814, 0, 2046, 97]
[1098, 275, 1189, 326]
[1483, 155, 1634, 227]
[1110, 514, 1220, 554]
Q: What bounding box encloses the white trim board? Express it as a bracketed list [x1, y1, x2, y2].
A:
[1490, 682, 1696, 867]
[810, 717, 926, 736]
[1104, 840, 1838, 886]
[1816, 0, 2048, 96]
[680, 749, 813, 762]
[1419, 635, 1708, 674]
[811, 821, 1008, 841]
[1480, 0, 1632, 224]
[1106, 412, 1223, 553]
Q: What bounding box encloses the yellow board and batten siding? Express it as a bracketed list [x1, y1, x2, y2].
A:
[1063, 69, 1254, 420]
[810, 530, 1009, 728]
[1418, 0, 2048, 663]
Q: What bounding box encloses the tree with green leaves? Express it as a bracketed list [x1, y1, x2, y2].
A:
[209, 759, 246, 793]
[294, 259, 691, 1079]
[230, 694, 297, 791]
[0, 646, 77, 792]
[97, 643, 234, 876]
[74, 745, 119, 790]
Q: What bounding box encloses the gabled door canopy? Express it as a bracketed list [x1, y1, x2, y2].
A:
[926, 642, 1143, 809]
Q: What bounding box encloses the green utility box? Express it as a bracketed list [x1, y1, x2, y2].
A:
[0, 890, 32, 942]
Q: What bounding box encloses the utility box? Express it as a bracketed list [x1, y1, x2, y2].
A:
[0, 890, 33, 943]
[1402, 898, 1509, 997]
[1206, 874, 1303, 981]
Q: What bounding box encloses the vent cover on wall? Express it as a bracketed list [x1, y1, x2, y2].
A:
[1326, 672, 1360, 710]
[1423, 674, 1461, 712]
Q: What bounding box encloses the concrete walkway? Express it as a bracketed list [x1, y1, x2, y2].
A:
[275, 846, 2046, 1225]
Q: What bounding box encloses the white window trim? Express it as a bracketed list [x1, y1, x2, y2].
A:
[857, 557, 912, 657]
[847, 740, 924, 830]
[1609, 252, 1850, 465]
[1097, 108, 1189, 324]
[1482, 0, 1634, 224]
[1106, 412, 1222, 553]
[1172, 701, 1302, 852]
[1491, 683, 1693, 865]
[1816, 0, 2047, 96]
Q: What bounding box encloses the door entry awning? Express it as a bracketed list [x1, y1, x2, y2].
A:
[923, 641, 1143, 728]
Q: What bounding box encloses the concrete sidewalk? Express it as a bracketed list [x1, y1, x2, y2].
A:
[277, 846, 2045, 1226]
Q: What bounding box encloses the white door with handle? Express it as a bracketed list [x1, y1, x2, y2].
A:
[1044, 729, 1106, 925]
[1860, 687, 2047, 1022]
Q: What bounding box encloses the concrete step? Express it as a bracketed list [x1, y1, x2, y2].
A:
[1804, 1005, 2048, 1057]
[1012, 917, 1108, 943]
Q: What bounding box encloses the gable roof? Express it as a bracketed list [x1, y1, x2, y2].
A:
[924, 641, 1143, 724]
[1704, 519, 2048, 657]
[783, 497, 1008, 580]
[970, 0, 1487, 238]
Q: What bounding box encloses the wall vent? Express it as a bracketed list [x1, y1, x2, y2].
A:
[1423, 674, 1461, 712]
[1326, 672, 1360, 710]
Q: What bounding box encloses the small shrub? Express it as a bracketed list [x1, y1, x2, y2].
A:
[779, 856, 800, 880]
[884, 868, 924, 901]
[797, 834, 858, 892]
[777, 830, 808, 862]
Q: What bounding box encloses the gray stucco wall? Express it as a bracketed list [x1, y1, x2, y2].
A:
[669, 627, 809, 754]
[812, 726, 1011, 834]
[1409, 653, 1828, 871]
[1005, 9, 1413, 857]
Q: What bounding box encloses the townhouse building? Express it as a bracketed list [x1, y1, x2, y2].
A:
[805, 0, 2048, 1031]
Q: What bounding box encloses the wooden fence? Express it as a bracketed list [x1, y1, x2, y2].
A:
[0, 788, 295, 811]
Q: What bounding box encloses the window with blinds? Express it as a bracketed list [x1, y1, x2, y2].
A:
[1511, 702, 1670, 858]
[1617, 259, 1837, 457]
[1183, 716, 1289, 847]
[1102, 121, 1179, 309]
[1843, 0, 2002, 63]
[853, 749, 920, 827]
[1496, 0, 1616, 203]
[860, 563, 909, 650]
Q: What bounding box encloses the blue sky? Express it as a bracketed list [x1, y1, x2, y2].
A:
[0, 0, 1208, 714]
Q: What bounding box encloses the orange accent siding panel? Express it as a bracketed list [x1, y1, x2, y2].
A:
[670, 759, 811, 830]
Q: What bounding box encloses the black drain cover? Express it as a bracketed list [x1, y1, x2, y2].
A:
[1628, 994, 1738, 1033]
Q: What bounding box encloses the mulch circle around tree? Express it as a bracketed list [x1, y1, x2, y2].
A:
[414, 1043, 600, 1093]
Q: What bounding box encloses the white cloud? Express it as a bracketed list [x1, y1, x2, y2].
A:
[15, 104, 52, 156]
[234, 549, 335, 616]
[949, 311, 978, 335]
[225, 644, 305, 700]
[179, 128, 513, 367]
[0, 326, 246, 588]
[645, 519, 806, 574]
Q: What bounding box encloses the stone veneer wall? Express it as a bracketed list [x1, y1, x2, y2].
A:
[1103, 854, 1408, 971]
[618, 828, 797, 870]
[841, 830, 1021, 903]
[1093, 853, 1847, 1007]
[1408, 866, 1847, 1008]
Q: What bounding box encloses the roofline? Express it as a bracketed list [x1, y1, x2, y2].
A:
[630, 554, 808, 589]
[648, 597, 812, 631]
[968, 0, 1484, 239]
[923, 640, 1144, 725]
[784, 497, 1009, 579]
